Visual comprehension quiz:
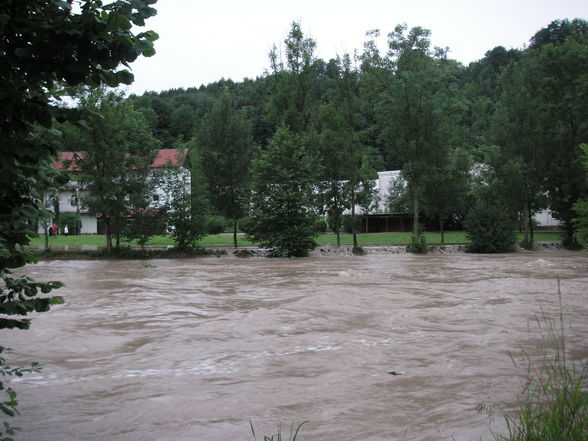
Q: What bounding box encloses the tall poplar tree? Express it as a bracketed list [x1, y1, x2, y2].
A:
[198, 88, 253, 247]
[492, 56, 545, 248]
[64, 88, 160, 250]
[248, 22, 321, 256]
[317, 54, 374, 250]
[362, 24, 451, 251]
[316, 101, 348, 247]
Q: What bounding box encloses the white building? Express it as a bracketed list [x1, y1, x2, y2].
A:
[358, 170, 561, 231]
[40, 149, 188, 234]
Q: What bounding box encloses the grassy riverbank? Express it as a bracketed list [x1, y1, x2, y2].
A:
[28, 231, 563, 249]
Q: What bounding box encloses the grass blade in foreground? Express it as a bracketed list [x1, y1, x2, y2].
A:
[249, 420, 308, 441]
[493, 280, 588, 441]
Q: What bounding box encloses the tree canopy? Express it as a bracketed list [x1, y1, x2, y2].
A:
[117, 17, 588, 252]
[0, 1, 158, 434]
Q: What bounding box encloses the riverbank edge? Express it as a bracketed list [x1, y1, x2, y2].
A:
[28, 241, 570, 260]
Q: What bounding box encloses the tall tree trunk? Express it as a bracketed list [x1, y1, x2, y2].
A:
[115, 224, 120, 249]
[335, 219, 341, 248]
[412, 186, 419, 238]
[528, 206, 534, 244]
[53, 195, 60, 228]
[439, 216, 445, 245]
[44, 221, 49, 252]
[351, 191, 358, 249]
[233, 218, 238, 248]
[105, 221, 112, 250]
[522, 200, 531, 248]
[563, 222, 578, 248]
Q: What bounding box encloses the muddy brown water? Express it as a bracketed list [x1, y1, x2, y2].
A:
[3, 252, 588, 441]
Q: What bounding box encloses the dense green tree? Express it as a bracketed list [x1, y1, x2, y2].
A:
[464, 201, 518, 253]
[267, 21, 319, 132]
[459, 46, 521, 152]
[356, 154, 378, 234]
[521, 20, 588, 246]
[123, 208, 165, 250]
[170, 103, 198, 141]
[106, 16, 588, 249]
[130, 92, 175, 145]
[491, 56, 546, 248]
[464, 150, 518, 253]
[62, 89, 160, 250]
[316, 54, 374, 249]
[422, 148, 472, 244]
[234, 76, 274, 147]
[338, 55, 377, 251]
[247, 22, 322, 256]
[129, 88, 217, 147]
[248, 127, 319, 257]
[529, 18, 588, 49]
[198, 89, 254, 247]
[573, 144, 588, 245]
[1, 0, 158, 261]
[316, 102, 349, 246]
[362, 24, 453, 250]
[386, 175, 411, 214]
[0, 0, 157, 435]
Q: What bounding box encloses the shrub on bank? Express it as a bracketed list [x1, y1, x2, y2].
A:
[314, 217, 328, 233]
[406, 234, 427, 254]
[464, 203, 517, 253]
[206, 215, 229, 235]
[342, 214, 363, 234]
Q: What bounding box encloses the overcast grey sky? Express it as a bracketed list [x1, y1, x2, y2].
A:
[124, 0, 588, 95]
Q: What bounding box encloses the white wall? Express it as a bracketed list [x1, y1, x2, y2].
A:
[58, 190, 79, 213]
[79, 215, 97, 234]
[375, 170, 401, 213]
[372, 170, 563, 228]
[534, 210, 562, 228]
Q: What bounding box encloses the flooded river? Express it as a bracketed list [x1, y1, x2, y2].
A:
[3, 252, 588, 441]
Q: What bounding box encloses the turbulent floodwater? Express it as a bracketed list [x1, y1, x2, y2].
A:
[3, 252, 588, 441]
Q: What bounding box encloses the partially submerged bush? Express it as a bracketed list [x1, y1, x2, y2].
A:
[352, 245, 366, 256]
[406, 234, 427, 254]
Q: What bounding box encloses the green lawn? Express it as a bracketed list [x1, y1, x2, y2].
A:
[28, 231, 563, 248]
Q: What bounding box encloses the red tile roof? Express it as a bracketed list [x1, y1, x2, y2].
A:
[152, 149, 186, 167]
[53, 149, 186, 171]
[52, 152, 83, 171]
